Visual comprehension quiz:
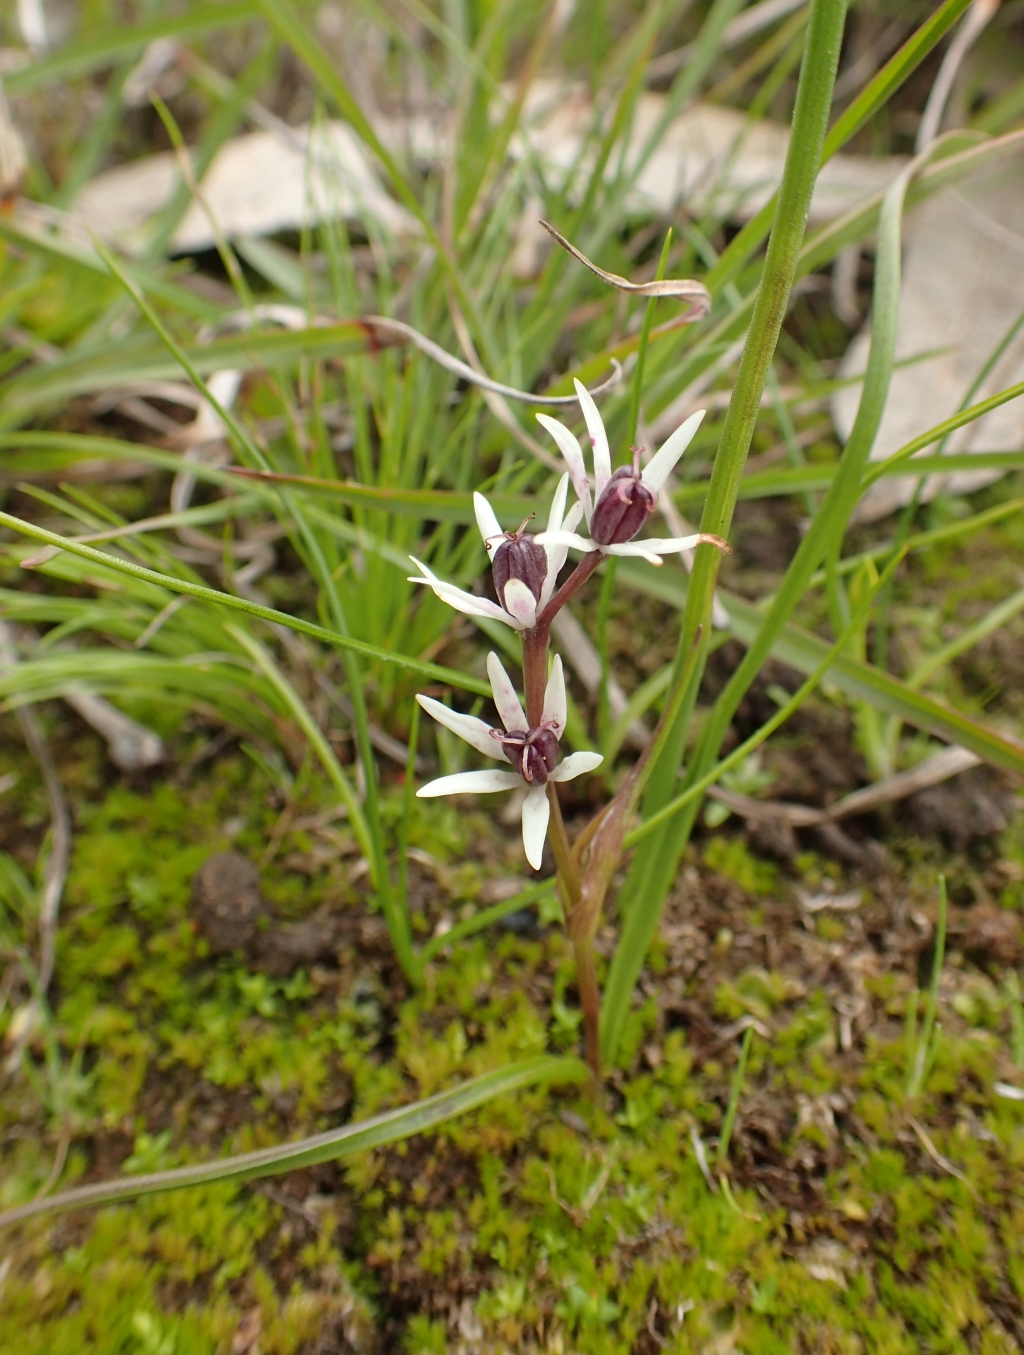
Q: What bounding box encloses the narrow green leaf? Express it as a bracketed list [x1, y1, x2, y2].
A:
[5, 0, 269, 93]
[0, 322, 376, 423]
[821, 0, 972, 160]
[704, 0, 973, 296]
[721, 593, 1024, 778]
[0, 216, 225, 321]
[0, 1056, 585, 1229]
[0, 511, 491, 697]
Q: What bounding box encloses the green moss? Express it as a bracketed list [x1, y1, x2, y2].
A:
[4, 769, 1024, 1353]
[704, 836, 780, 896]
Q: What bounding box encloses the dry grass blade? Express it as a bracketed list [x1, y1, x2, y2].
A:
[706, 744, 982, 826]
[363, 315, 623, 406]
[908, 1117, 979, 1198]
[540, 221, 711, 320]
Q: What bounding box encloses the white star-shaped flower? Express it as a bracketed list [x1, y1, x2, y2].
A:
[408, 474, 584, 630]
[535, 379, 726, 565]
[415, 652, 603, 869]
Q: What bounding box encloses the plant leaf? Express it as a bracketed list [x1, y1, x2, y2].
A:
[0, 1056, 585, 1230]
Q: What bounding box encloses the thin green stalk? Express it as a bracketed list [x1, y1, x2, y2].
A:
[628, 230, 674, 445]
[703, 0, 972, 297]
[292, 517, 417, 982]
[656, 0, 850, 802]
[624, 548, 904, 847]
[396, 699, 421, 926]
[908, 876, 947, 1099]
[866, 378, 1024, 489]
[253, 0, 484, 349]
[717, 1026, 754, 1168]
[607, 132, 929, 1060]
[596, 230, 672, 754]
[230, 627, 374, 867]
[908, 586, 1024, 692]
[602, 0, 849, 1063]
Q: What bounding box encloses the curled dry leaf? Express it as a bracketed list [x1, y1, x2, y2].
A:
[541, 220, 711, 321]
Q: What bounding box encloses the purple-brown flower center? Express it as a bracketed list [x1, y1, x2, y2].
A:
[590, 448, 656, 546]
[491, 722, 560, 784]
[491, 518, 548, 605]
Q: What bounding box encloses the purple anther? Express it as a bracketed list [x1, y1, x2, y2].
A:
[496, 723, 561, 785]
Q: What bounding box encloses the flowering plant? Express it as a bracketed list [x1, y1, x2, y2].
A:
[411, 384, 729, 1079]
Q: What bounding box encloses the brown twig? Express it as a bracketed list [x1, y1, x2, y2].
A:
[704, 744, 982, 827]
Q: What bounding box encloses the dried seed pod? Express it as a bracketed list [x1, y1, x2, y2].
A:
[590, 454, 656, 546]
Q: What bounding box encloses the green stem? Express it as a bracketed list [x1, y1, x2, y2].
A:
[702, 0, 971, 297]
[717, 1026, 754, 1168]
[573, 934, 602, 1087]
[628, 230, 673, 446]
[602, 0, 849, 1064]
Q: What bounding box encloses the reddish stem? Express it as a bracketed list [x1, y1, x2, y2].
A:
[521, 625, 549, 728]
[537, 551, 603, 631]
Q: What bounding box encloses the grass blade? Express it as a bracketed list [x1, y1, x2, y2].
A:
[0, 511, 490, 696]
[0, 1056, 586, 1229]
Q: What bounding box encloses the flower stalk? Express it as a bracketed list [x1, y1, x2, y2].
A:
[410, 258, 728, 1084]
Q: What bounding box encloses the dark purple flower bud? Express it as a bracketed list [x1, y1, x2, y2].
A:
[497, 723, 560, 785]
[491, 519, 548, 605]
[590, 450, 656, 546]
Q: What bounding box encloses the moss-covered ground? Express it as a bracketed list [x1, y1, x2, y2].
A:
[2, 682, 1024, 1353]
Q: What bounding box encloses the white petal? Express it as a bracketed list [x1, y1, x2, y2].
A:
[474, 492, 503, 555]
[574, 378, 610, 500]
[547, 472, 569, 534]
[539, 496, 582, 608]
[502, 577, 538, 628]
[539, 553, 560, 611]
[607, 535, 714, 555]
[642, 410, 705, 494]
[520, 784, 551, 870]
[536, 414, 593, 526]
[603, 543, 663, 565]
[542, 654, 566, 733]
[408, 557, 526, 628]
[486, 652, 528, 733]
[430, 579, 528, 624]
[563, 501, 584, 533]
[417, 769, 521, 797]
[534, 530, 597, 555]
[408, 554, 442, 582]
[550, 750, 604, 782]
[415, 694, 508, 761]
